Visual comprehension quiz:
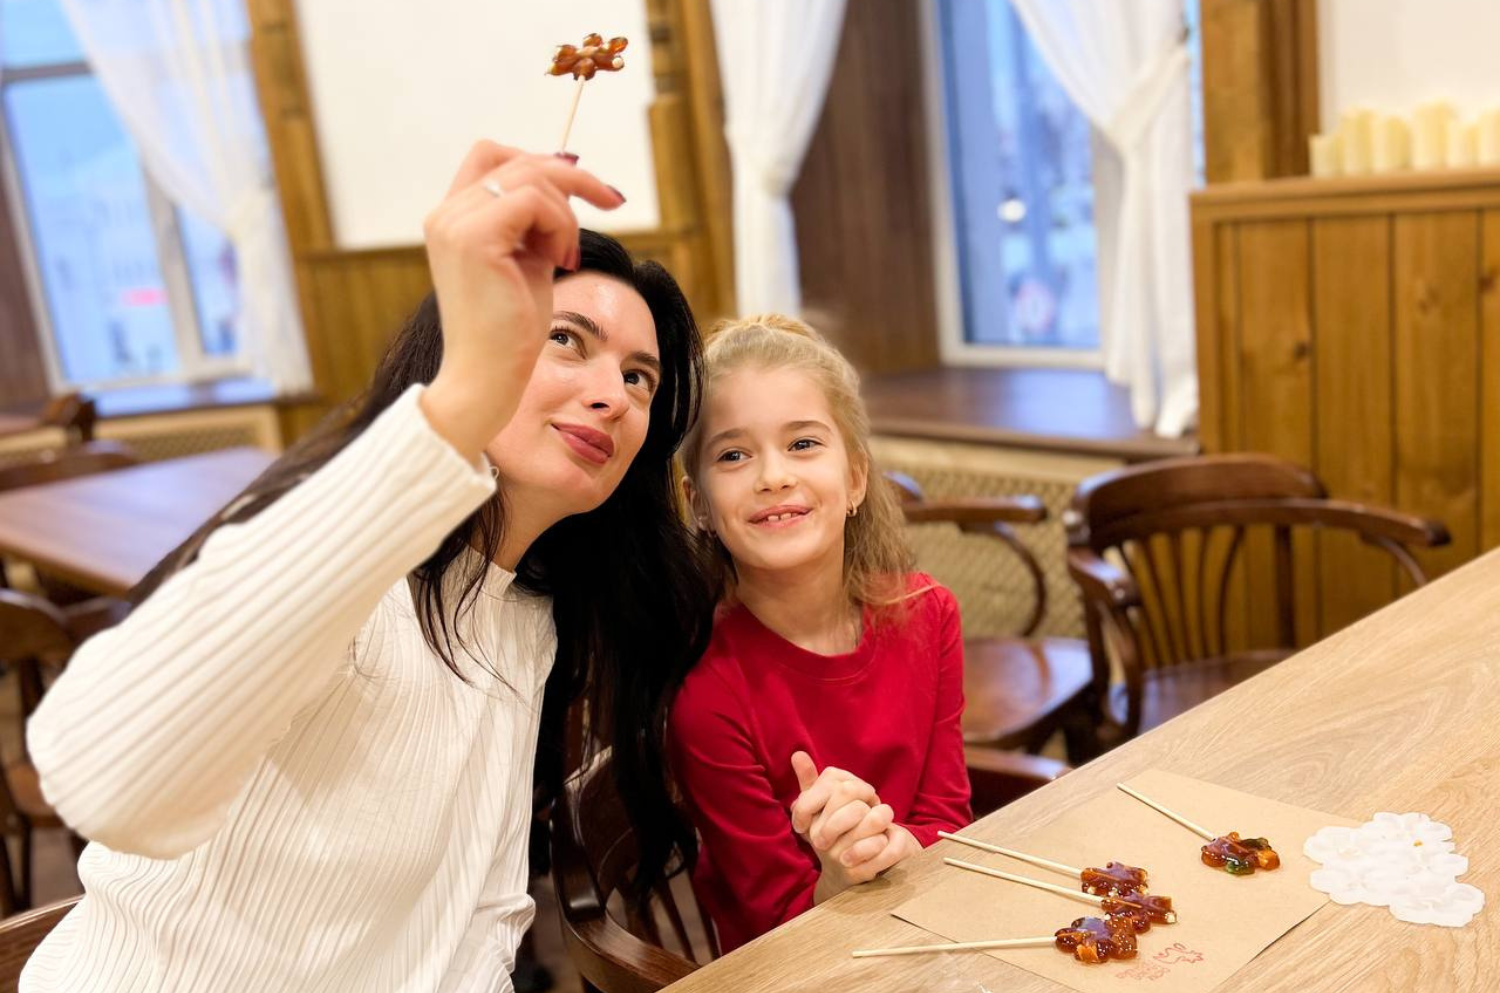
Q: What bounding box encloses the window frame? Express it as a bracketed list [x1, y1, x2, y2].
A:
[0, 46, 249, 392]
[917, 0, 1106, 371]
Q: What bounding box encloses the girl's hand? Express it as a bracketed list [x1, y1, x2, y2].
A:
[789, 751, 881, 851]
[791, 752, 919, 902]
[419, 141, 625, 460]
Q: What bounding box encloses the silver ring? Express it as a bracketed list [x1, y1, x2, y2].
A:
[482, 179, 504, 198]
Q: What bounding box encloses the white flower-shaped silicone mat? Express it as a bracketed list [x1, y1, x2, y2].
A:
[1305, 813, 1484, 927]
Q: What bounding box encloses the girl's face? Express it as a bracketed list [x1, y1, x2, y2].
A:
[486, 273, 661, 517]
[688, 366, 867, 579]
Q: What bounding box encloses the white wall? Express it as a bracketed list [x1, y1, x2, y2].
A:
[1320, 0, 1500, 120]
[293, 1, 661, 249]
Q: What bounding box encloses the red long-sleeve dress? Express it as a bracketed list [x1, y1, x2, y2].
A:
[667, 575, 972, 951]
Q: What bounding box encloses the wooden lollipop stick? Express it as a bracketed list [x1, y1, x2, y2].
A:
[853, 936, 1056, 958]
[937, 831, 1083, 877]
[1115, 784, 1215, 840]
[558, 78, 586, 152]
[944, 858, 1103, 908]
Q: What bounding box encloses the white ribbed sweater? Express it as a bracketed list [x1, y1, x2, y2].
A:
[23, 385, 556, 992]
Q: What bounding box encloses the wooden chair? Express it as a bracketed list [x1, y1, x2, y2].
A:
[0, 441, 137, 597]
[551, 749, 1067, 993]
[0, 393, 96, 446]
[0, 896, 79, 992]
[0, 592, 127, 912]
[551, 751, 714, 993]
[0, 440, 136, 494]
[1065, 453, 1450, 745]
[963, 747, 1069, 817]
[38, 394, 97, 445]
[889, 473, 1102, 763]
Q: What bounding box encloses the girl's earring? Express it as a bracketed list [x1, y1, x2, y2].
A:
[490, 465, 500, 481]
[847, 503, 858, 518]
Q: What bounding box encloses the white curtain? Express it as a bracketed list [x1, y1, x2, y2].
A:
[59, 0, 311, 393]
[1008, 0, 1196, 436]
[710, 0, 847, 315]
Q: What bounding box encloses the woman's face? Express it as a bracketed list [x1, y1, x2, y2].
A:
[485, 272, 661, 518]
[687, 365, 867, 579]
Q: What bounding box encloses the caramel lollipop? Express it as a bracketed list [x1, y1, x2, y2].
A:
[850, 913, 1138, 963]
[944, 858, 1178, 927]
[1117, 784, 1282, 876]
[547, 33, 629, 155]
[1054, 915, 1139, 963]
[1201, 831, 1282, 874]
[938, 831, 1151, 897]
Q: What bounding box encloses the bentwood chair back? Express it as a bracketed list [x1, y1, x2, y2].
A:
[0, 592, 127, 912]
[1065, 453, 1450, 744]
[551, 751, 716, 993]
[0, 896, 79, 992]
[889, 472, 1104, 763]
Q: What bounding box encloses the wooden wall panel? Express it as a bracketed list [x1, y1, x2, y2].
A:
[1234, 219, 1317, 647]
[790, 0, 940, 376]
[1312, 216, 1396, 636]
[1194, 171, 1500, 647]
[1394, 212, 1481, 581]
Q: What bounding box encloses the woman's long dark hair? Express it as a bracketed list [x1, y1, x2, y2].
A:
[131, 230, 715, 903]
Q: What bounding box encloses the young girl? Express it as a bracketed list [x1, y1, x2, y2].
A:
[24, 143, 713, 992]
[667, 315, 972, 951]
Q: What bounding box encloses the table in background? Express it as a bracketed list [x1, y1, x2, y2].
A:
[663, 549, 1500, 992]
[0, 447, 275, 596]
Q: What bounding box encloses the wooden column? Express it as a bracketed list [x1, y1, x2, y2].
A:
[1200, 0, 1320, 182]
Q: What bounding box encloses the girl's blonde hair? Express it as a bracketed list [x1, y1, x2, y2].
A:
[682, 314, 914, 609]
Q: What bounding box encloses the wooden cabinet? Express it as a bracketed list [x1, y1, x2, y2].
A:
[1191, 169, 1500, 643]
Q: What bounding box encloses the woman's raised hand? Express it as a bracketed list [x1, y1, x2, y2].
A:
[420, 141, 625, 461]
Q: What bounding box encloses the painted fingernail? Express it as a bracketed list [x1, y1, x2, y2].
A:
[554, 151, 580, 165]
[607, 185, 626, 203]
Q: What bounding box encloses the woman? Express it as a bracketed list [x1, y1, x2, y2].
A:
[23, 143, 713, 992]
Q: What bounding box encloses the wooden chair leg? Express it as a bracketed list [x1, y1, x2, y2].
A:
[1061, 706, 1105, 766]
[18, 823, 33, 912]
[0, 832, 19, 917]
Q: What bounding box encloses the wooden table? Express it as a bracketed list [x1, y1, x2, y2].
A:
[0, 447, 275, 596]
[664, 549, 1500, 992]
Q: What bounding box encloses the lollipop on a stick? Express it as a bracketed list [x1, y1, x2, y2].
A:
[1117, 783, 1281, 875]
[937, 831, 1150, 896]
[852, 914, 1139, 963]
[547, 33, 628, 156]
[944, 858, 1176, 928]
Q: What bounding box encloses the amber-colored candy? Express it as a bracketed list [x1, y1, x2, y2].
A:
[1079, 861, 1149, 896]
[1053, 915, 1139, 963]
[1201, 831, 1281, 874]
[547, 33, 628, 80]
[1101, 891, 1177, 927]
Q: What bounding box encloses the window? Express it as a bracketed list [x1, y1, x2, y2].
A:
[927, 0, 1202, 366]
[0, 0, 243, 390]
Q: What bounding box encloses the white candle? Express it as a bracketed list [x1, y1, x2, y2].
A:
[1309, 133, 1342, 177]
[1339, 109, 1374, 175]
[1371, 116, 1410, 173]
[1478, 110, 1500, 166]
[1413, 102, 1455, 170]
[1447, 120, 1478, 168]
